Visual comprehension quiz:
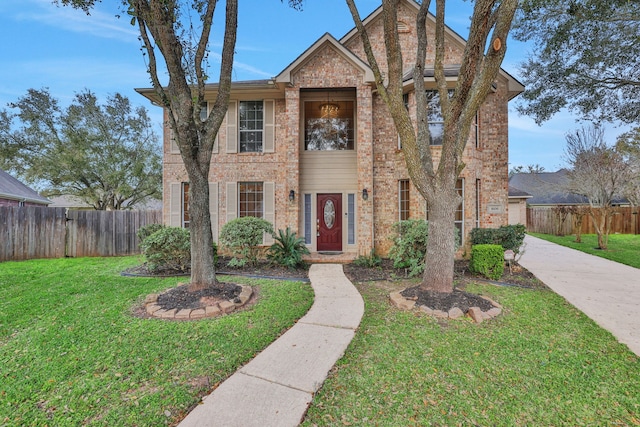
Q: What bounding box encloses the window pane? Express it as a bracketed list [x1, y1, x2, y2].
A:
[429, 123, 444, 146]
[426, 91, 444, 122]
[455, 178, 464, 244]
[399, 179, 410, 221]
[475, 179, 481, 228]
[182, 182, 190, 228]
[426, 90, 454, 146]
[348, 193, 355, 244]
[305, 100, 355, 150]
[239, 182, 263, 218]
[304, 194, 312, 244]
[199, 102, 208, 122]
[239, 101, 263, 152]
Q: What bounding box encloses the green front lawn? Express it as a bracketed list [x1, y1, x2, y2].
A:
[302, 280, 640, 426]
[3, 254, 640, 426]
[0, 256, 313, 426]
[530, 233, 640, 269]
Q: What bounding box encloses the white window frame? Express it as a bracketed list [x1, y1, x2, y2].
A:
[238, 181, 264, 218]
[239, 100, 264, 153]
[399, 179, 410, 221]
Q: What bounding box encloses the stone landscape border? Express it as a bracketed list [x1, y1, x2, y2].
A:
[143, 285, 254, 320]
[389, 291, 502, 324]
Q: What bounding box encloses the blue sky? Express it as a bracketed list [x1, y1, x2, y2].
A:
[0, 0, 629, 172]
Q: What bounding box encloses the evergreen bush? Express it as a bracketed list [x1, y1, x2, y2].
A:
[136, 223, 166, 243]
[219, 217, 274, 267]
[469, 244, 504, 280]
[388, 219, 429, 277]
[470, 224, 526, 253]
[140, 226, 191, 273]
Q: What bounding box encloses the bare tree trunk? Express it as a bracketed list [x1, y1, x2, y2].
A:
[187, 170, 216, 292]
[590, 206, 610, 250]
[422, 183, 459, 293]
[573, 210, 585, 243]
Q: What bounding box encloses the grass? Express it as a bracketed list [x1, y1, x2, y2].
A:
[0, 256, 313, 427]
[301, 280, 640, 426]
[530, 233, 640, 269]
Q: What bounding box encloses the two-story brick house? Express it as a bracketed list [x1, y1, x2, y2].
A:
[137, 0, 523, 260]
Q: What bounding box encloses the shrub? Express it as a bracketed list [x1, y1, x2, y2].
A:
[219, 217, 274, 267]
[268, 227, 310, 270]
[137, 223, 166, 243]
[469, 244, 504, 280]
[470, 224, 526, 254]
[352, 249, 382, 268]
[388, 219, 429, 277]
[140, 226, 191, 273]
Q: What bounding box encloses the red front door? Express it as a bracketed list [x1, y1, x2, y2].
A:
[317, 193, 342, 252]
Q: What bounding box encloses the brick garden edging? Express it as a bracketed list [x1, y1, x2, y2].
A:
[389, 291, 502, 324]
[143, 285, 253, 320]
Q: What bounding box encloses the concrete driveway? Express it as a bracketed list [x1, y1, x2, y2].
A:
[518, 235, 640, 357]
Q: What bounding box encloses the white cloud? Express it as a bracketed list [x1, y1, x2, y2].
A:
[14, 0, 138, 43]
[206, 51, 274, 80]
[0, 57, 150, 107]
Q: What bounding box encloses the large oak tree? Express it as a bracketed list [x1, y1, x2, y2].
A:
[0, 89, 161, 210]
[346, 0, 518, 293]
[514, 0, 640, 125]
[58, 0, 301, 291]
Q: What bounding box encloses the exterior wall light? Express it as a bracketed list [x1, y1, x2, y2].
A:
[362, 188, 368, 201]
[289, 189, 295, 202]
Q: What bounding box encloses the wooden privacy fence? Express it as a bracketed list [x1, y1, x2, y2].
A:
[527, 206, 640, 235]
[0, 206, 162, 262]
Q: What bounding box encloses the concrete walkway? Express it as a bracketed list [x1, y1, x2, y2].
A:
[178, 264, 364, 427]
[519, 235, 640, 357]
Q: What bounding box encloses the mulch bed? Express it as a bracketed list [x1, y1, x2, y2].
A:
[344, 258, 542, 288]
[344, 258, 544, 314]
[128, 257, 541, 315]
[123, 257, 309, 281]
[156, 282, 242, 310]
[400, 287, 495, 312]
[216, 257, 310, 280]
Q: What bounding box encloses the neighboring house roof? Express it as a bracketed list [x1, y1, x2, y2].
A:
[509, 169, 628, 205]
[136, 198, 163, 210]
[49, 195, 163, 210]
[509, 170, 588, 205]
[47, 195, 93, 209]
[508, 186, 532, 199]
[0, 168, 51, 205]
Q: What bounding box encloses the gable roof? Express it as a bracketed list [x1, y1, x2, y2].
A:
[275, 32, 375, 85]
[0, 168, 51, 205]
[136, 0, 523, 103]
[508, 186, 532, 199]
[340, 0, 524, 99]
[508, 170, 586, 205]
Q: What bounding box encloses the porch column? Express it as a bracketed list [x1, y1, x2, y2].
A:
[356, 84, 374, 256]
[285, 87, 301, 232]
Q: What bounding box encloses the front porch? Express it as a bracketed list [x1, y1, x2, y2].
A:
[303, 251, 358, 264]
